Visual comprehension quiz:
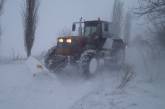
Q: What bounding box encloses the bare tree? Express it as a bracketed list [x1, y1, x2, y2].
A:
[23, 0, 39, 57]
[137, 0, 165, 15]
[136, 0, 165, 46]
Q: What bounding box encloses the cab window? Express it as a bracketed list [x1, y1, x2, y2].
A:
[104, 23, 109, 32]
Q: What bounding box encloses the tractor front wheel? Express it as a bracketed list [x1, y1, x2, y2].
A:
[79, 50, 98, 77]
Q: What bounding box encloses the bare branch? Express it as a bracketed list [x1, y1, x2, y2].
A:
[136, 0, 165, 46]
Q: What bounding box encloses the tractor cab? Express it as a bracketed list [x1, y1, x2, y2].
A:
[55, 19, 113, 56]
[72, 19, 112, 38]
[72, 19, 112, 49]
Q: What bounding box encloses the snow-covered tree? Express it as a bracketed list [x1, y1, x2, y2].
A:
[0, 0, 6, 44]
[23, 0, 39, 57]
[0, 0, 5, 17]
[112, 0, 124, 38]
[123, 11, 132, 45]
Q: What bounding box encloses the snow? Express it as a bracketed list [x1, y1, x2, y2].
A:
[0, 43, 165, 109]
[75, 81, 165, 109]
[71, 44, 165, 109]
[89, 58, 98, 74]
[26, 57, 49, 76]
[0, 58, 98, 109]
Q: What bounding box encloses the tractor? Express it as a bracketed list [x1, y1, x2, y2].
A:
[44, 18, 125, 76]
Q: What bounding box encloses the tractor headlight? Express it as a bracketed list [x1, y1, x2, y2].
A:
[66, 38, 72, 43]
[58, 38, 64, 43]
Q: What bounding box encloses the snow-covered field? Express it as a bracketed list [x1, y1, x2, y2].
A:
[0, 44, 165, 109]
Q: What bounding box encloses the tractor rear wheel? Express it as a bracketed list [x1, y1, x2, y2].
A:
[110, 48, 125, 69]
[110, 39, 126, 69]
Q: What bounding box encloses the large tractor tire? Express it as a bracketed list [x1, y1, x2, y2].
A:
[111, 39, 126, 69]
[115, 48, 125, 67]
[44, 47, 67, 72]
[79, 50, 98, 77]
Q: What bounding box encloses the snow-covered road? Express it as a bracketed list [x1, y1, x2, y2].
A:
[0, 59, 118, 109]
[71, 45, 165, 109]
[0, 44, 165, 109]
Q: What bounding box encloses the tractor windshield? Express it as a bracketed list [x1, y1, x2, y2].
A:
[84, 26, 97, 37]
[84, 21, 100, 37]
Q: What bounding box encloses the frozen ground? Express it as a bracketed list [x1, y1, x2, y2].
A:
[0, 44, 165, 109]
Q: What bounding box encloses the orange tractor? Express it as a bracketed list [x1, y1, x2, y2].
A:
[44, 19, 125, 76]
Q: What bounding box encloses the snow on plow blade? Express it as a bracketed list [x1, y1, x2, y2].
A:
[26, 57, 50, 76]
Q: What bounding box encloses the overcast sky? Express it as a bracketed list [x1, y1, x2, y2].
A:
[0, 0, 136, 57]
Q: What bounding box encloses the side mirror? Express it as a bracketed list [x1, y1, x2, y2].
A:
[72, 24, 76, 31]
